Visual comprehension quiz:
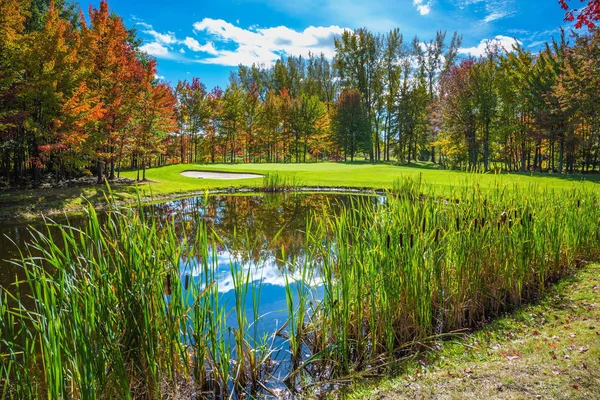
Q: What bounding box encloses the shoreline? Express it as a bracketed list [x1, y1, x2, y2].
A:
[0, 184, 390, 225]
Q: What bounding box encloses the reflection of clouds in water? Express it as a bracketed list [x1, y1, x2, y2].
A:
[180, 250, 321, 293]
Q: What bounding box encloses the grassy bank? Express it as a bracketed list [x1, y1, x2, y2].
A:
[1, 162, 599, 221]
[1, 177, 599, 398]
[120, 162, 600, 196]
[349, 263, 600, 400]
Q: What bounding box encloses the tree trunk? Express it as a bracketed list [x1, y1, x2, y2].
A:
[96, 159, 103, 184]
[484, 118, 490, 171]
[558, 137, 564, 174]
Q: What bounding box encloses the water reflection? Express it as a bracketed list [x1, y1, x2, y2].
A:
[0, 192, 376, 393]
[0, 192, 363, 291]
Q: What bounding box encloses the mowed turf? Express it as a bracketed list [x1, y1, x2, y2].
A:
[120, 162, 600, 197]
[3, 162, 599, 221]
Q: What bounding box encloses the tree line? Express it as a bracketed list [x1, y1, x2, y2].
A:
[1, 0, 599, 188]
[0, 0, 175, 186]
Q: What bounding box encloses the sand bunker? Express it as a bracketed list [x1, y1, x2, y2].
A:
[181, 171, 264, 180]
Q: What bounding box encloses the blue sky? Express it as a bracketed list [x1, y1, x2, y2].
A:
[101, 0, 571, 89]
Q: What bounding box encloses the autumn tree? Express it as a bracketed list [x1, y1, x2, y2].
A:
[439, 59, 479, 169]
[133, 61, 176, 181]
[81, 0, 144, 182]
[175, 78, 211, 163]
[0, 0, 30, 184]
[560, 0, 600, 29]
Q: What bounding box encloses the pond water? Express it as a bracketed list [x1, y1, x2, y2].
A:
[0, 192, 369, 392]
[0, 193, 356, 288]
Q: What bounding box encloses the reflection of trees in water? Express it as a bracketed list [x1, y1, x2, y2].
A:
[152, 193, 360, 269]
[0, 193, 373, 290]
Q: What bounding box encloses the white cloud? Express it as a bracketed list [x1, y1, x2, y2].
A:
[192, 18, 349, 66]
[459, 35, 521, 57]
[483, 10, 512, 23]
[137, 18, 350, 67]
[154, 74, 165, 80]
[144, 29, 178, 45]
[137, 22, 218, 61]
[454, 0, 515, 25]
[413, 0, 431, 16]
[134, 21, 152, 29]
[183, 37, 218, 55]
[139, 42, 170, 57]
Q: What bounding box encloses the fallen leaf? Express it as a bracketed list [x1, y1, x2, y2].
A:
[532, 330, 540, 335]
[579, 347, 589, 353]
[573, 384, 579, 390]
[505, 355, 520, 361]
[564, 355, 570, 359]
[569, 333, 576, 338]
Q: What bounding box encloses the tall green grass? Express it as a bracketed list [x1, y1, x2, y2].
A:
[262, 172, 301, 192]
[0, 197, 278, 399]
[295, 177, 600, 385]
[1, 178, 599, 398]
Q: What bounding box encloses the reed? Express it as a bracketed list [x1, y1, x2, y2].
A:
[295, 178, 600, 385]
[0, 195, 274, 399]
[1, 177, 599, 398]
[262, 172, 300, 192]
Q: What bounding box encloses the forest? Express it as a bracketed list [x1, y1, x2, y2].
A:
[1, 0, 599, 188]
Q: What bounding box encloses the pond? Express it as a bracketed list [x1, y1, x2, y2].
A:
[0, 192, 369, 396]
[0, 193, 358, 288]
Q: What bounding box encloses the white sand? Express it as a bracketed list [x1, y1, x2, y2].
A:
[181, 171, 264, 180]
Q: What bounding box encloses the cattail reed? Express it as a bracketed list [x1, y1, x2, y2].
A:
[2, 176, 599, 398]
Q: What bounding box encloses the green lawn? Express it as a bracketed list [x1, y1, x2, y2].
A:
[121, 162, 600, 196]
[2, 162, 599, 222]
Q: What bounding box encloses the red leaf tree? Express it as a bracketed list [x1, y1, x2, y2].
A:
[559, 0, 600, 29]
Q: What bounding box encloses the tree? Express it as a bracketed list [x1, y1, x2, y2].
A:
[413, 31, 462, 163]
[560, 0, 600, 29]
[133, 61, 176, 181]
[334, 89, 370, 162]
[554, 28, 600, 172]
[31, 3, 104, 182]
[175, 78, 210, 163]
[81, 0, 144, 182]
[221, 75, 245, 163]
[335, 28, 383, 161]
[472, 47, 500, 171]
[439, 59, 479, 169]
[0, 0, 30, 184]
